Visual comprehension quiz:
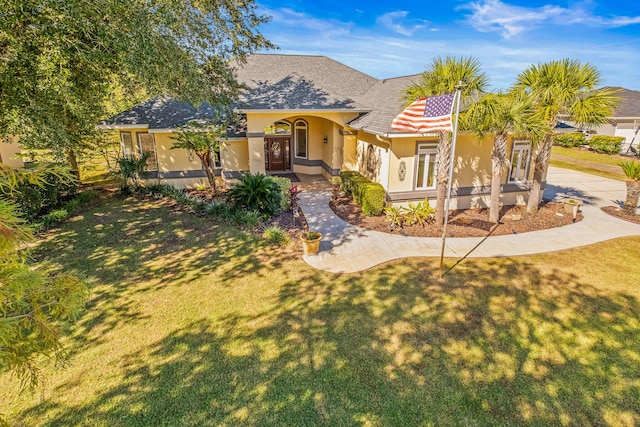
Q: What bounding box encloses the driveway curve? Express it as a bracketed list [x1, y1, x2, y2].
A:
[298, 166, 640, 273]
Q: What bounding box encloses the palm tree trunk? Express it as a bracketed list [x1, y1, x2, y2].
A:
[489, 134, 507, 223]
[526, 134, 552, 214]
[435, 131, 452, 226]
[624, 180, 640, 214]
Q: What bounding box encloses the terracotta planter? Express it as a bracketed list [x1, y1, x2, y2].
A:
[300, 231, 322, 255]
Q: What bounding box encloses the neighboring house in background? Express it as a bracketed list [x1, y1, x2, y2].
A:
[101, 54, 542, 209]
[561, 87, 640, 153]
[0, 140, 23, 169]
[599, 87, 640, 153]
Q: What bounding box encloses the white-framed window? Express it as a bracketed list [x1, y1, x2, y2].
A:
[509, 140, 531, 183]
[415, 142, 438, 190]
[294, 119, 308, 158]
[137, 132, 158, 171]
[120, 131, 135, 157]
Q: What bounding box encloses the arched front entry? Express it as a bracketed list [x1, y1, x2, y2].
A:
[264, 121, 292, 172]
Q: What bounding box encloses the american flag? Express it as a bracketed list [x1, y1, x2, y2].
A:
[391, 92, 456, 133]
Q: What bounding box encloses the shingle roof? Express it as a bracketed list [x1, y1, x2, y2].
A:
[347, 75, 421, 134]
[102, 96, 217, 128]
[103, 55, 640, 136]
[101, 96, 246, 137]
[233, 54, 376, 111]
[608, 87, 640, 118]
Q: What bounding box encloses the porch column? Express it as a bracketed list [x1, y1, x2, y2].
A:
[247, 133, 266, 174]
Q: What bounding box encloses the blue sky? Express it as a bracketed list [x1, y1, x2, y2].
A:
[255, 0, 640, 90]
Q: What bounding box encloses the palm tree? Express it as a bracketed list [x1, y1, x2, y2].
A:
[404, 56, 489, 226]
[461, 91, 540, 223]
[513, 59, 619, 213]
[619, 160, 640, 214]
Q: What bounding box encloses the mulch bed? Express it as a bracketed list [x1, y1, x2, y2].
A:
[330, 194, 583, 238]
[184, 188, 309, 238]
[601, 206, 640, 225]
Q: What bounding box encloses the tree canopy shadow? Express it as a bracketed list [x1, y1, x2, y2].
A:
[17, 252, 640, 426]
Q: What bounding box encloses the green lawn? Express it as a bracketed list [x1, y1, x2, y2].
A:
[2, 196, 640, 426]
[551, 146, 632, 181]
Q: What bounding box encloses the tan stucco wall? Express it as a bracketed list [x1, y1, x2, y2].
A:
[245, 112, 359, 175]
[343, 130, 537, 209]
[0, 139, 24, 168]
[222, 139, 249, 171]
[151, 132, 202, 172]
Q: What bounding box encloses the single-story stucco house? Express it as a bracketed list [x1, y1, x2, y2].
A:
[101, 54, 541, 209]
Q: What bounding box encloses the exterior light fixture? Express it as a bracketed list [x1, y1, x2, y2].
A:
[323, 136, 328, 144]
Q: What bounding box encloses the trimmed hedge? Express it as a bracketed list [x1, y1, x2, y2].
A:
[339, 170, 386, 216]
[360, 182, 386, 215]
[553, 132, 586, 147]
[588, 135, 625, 154]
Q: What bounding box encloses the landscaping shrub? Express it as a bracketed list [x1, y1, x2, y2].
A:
[262, 225, 290, 246]
[234, 209, 261, 229]
[351, 175, 371, 205]
[40, 209, 69, 228]
[553, 132, 586, 147]
[384, 199, 435, 228]
[116, 153, 150, 189]
[588, 136, 624, 154]
[9, 167, 79, 221]
[339, 170, 388, 216]
[360, 182, 386, 216]
[228, 173, 281, 216]
[36, 190, 100, 230]
[269, 176, 292, 212]
[339, 170, 361, 194]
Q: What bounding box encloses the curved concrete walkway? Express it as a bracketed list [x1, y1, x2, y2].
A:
[299, 166, 640, 273]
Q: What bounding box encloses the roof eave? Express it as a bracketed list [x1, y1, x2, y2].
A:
[97, 124, 150, 130]
[235, 108, 371, 114]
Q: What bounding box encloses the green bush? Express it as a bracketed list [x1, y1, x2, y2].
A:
[234, 209, 261, 229]
[339, 170, 388, 216]
[262, 225, 290, 246]
[228, 173, 282, 216]
[269, 176, 292, 212]
[360, 182, 386, 216]
[588, 136, 624, 154]
[553, 132, 586, 147]
[10, 166, 79, 221]
[339, 170, 361, 194]
[40, 209, 69, 227]
[351, 175, 371, 205]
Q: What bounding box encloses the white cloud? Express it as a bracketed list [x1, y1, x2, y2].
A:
[459, 0, 564, 38]
[375, 11, 430, 36]
[459, 0, 640, 39]
[261, 7, 353, 37]
[256, 5, 640, 90]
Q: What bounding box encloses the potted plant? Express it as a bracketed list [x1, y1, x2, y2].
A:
[300, 231, 322, 255]
[562, 198, 583, 221]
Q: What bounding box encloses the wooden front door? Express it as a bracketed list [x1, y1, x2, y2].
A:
[265, 137, 291, 171]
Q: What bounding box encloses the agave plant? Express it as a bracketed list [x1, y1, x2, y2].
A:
[619, 160, 640, 214]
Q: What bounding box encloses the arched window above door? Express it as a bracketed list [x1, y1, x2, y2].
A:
[265, 121, 291, 135]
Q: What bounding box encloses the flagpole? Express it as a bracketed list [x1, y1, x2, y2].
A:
[438, 82, 465, 278]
